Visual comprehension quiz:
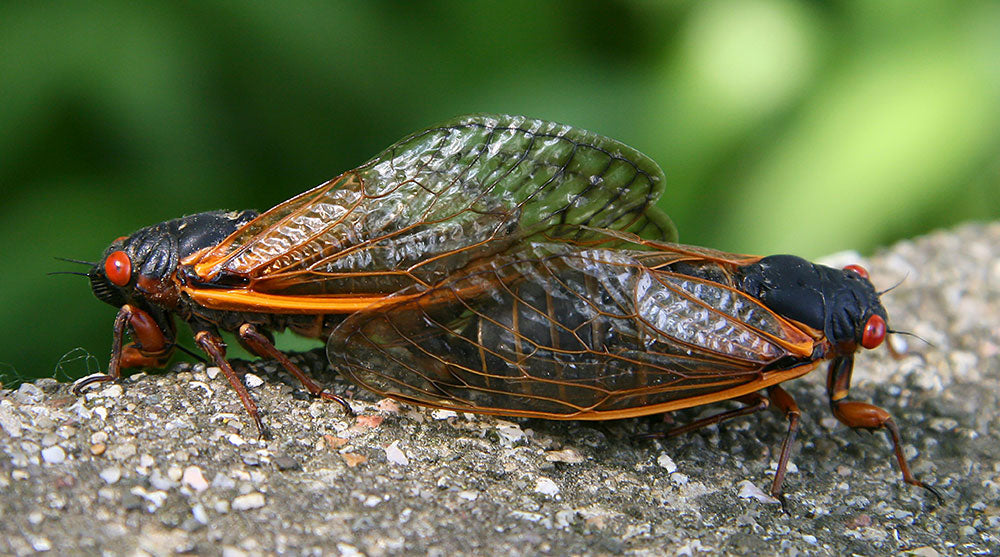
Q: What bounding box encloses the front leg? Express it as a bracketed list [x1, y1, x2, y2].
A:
[73, 304, 175, 393]
[826, 356, 941, 501]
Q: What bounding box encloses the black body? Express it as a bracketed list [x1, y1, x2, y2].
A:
[736, 254, 888, 348]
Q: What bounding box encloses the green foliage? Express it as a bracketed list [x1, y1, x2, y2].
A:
[2, 0, 998, 380]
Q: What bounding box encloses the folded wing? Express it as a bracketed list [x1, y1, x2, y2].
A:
[193, 114, 675, 296]
[329, 243, 817, 419]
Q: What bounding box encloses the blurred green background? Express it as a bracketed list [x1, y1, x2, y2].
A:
[2, 1, 998, 383]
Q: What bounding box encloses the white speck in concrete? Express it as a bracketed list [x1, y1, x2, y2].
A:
[657, 453, 677, 473]
[30, 536, 52, 552]
[535, 477, 560, 496]
[545, 449, 584, 464]
[183, 466, 210, 492]
[99, 466, 122, 485]
[736, 480, 780, 504]
[232, 492, 265, 511]
[100, 384, 124, 398]
[192, 504, 209, 525]
[0, 401, 23, 438]
[41, 446, 65, 465]
[385, 441, 409, 466]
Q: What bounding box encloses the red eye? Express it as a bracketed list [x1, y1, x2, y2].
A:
[104, 250, 132, 287]
[843, 264, 869, 280]
[861, 314, 886, 349]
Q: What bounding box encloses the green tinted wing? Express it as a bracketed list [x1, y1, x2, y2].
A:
[196, 114, 674, 295]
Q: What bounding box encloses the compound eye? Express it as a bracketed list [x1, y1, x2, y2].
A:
[104, 250, 132, 287]
[861, 314, 886, 350]
[843, 264, 869, 280]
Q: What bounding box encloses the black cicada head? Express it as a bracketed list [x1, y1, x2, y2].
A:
[88, 210, 258, 310]
[737, 255, 889, 353]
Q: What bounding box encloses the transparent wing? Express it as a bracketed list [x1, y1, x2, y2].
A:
[328, 244, 816, 419]
[193, 114, 674, 296]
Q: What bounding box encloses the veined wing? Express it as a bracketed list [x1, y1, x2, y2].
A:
[329, 243, 818, 419]
[192, 114, 675, 297]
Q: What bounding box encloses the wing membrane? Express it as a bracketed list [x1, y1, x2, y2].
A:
[329, 244, 816, 418]
[193, 115, 674, 296]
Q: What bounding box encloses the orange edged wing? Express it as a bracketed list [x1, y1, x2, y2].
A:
[189, 115, 675, 298]
[328, 243, 819, 419]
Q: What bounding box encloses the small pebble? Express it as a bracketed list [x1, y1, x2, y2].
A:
[182, 466, 210, 492]
[657, 454, 677, 473]
[356, 415, 384, 428]
[232, 492, 266, 511]
[131, 486, 167, 510]
[41, 446, 66, 465]
[99, 466, 122, 485]
[100, 384, 124, 398]
[737, 480, 780, 504]
[0, 403, 23, 438]
[377, 399, 400, 413]
[495, 422, 525, 444]
[273, 456, 300, 471]
[167, 466, 183, 482]
[535, 477, 560, 496]
[192, 504, 209, 525]
[110, 443, 137, 460]
[336, 543, 363, 557]
[384, 441, 409, 466]
[30, 537, 52, 552]
[211, 473, 236, 490]
[545, 449, 584, 464]
[341, 453, 367, 467]
[15, 383, 44, 404]
[150, 470, 176, 491]
[244, 374, 264, 388]
[323, 435, 349, 450]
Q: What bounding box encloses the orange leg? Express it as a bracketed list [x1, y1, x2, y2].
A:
[237, 324, 354, 416]
[766, 385, 802, 502]
[193, 328, 266, 438]
[643, 388, 804, 503]
[827, 355, 941, 501]
[73, 304, 175, 393]
[642, 392, 770, 440]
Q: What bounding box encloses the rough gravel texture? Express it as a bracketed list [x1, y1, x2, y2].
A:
[2, 223, 999, 556]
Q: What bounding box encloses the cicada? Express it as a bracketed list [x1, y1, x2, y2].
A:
[76, 114, 936, 500]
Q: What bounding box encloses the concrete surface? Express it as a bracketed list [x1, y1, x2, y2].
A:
[1, 222, 998, 556]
